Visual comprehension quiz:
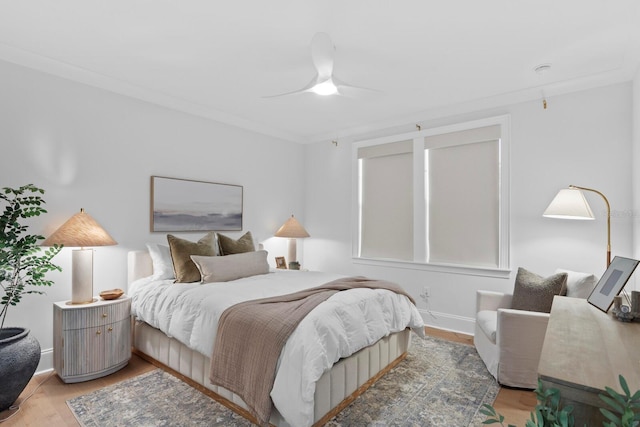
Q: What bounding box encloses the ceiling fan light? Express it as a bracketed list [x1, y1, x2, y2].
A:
[311, 79, 338, 96]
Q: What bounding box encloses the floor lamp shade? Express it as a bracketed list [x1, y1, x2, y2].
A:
[42, 209, 116, 304]
[543, 185, 611, 267]
[543, 188, 595, 220]
[275, 215, 310, 265]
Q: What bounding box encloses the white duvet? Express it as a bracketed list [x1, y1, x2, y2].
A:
[129, 270, 425, 427]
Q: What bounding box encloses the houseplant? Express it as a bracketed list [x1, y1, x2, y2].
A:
[481, 375, 640, 427]
[0, 184, 61, 411]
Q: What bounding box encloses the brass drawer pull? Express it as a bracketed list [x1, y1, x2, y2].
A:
[96, 330, 102, 335]
[108, 327, 113, 332]
[102, 313, 108, 318]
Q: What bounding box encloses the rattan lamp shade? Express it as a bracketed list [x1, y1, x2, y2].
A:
[42, 208, 117, 247]
[274, 215, 310, 238]
[42, 209, 116, 304]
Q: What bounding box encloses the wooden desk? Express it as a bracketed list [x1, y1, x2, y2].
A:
[538, 296, 640, 425]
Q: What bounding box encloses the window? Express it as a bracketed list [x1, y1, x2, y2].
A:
[353, 116, 510, 272]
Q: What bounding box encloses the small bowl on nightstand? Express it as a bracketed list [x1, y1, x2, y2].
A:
[100, 288, 124, 300]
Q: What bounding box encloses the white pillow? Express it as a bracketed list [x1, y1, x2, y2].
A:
[146, 243, 175, 280]
[191, 250, 269, 283]
[555, 268, 598, 299]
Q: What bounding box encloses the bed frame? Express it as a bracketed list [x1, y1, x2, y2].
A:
[127, 250, 411, 426]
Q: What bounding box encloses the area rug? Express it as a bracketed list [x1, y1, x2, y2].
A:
[67, 335, 498, 427]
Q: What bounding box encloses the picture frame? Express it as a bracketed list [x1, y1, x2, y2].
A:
[275, 256, 287, 269]
[588, 256, 640, 312]
[151, 176, 243, 232]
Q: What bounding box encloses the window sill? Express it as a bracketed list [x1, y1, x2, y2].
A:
[352, 257, 512, 279]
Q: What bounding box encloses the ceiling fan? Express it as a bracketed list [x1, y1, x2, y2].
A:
[264, 32, 377, 98]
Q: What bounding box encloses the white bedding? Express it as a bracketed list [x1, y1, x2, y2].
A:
[129, 270, 425, 427]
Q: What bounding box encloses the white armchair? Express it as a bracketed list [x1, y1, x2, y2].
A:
[474, 268, 598, 389]
[474, 290, 550, 389]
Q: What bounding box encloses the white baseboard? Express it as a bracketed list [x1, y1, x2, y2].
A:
[419, 309, 475, 336]
[36, 347, 54, 375]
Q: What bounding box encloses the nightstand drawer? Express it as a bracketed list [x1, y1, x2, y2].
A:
[58, 298, 130, 329]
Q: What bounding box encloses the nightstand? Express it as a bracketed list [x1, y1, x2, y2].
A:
[53, 296, 131, 383]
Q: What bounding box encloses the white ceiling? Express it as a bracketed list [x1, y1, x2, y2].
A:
[1, 1, 639, 143]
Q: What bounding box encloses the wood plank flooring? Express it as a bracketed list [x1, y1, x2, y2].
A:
[0, 328, 536, 426]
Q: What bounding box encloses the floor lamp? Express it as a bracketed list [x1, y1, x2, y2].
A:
[543, 185, 611, 267]
[274, 214, 310, 270]
[42, 208, 117, 304]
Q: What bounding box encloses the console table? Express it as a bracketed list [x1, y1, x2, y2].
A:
[538, 296, 640, 425]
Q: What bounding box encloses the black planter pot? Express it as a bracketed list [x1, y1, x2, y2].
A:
[0, 327, 41, 412]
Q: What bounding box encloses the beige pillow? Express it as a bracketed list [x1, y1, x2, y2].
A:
[167, 232, 217, 283]
[511, 267, 567, 313]
[191, 250, 269, 283]
[217, 231, 255, 255]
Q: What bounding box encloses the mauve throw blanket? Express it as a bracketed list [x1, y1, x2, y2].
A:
[208, 276, 415, 426]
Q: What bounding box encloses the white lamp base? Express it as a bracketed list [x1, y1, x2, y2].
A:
[69, 248, 96, 305]
[287, 238, 297, 264]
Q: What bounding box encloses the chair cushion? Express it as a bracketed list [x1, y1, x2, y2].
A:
[511, 267, 567, 313]
[555, 268, 598, 299]
[476, 310, 498, 344]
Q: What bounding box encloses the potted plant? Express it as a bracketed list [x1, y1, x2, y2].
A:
[0, 184, 61, 412]
[481, 375, 640, 427]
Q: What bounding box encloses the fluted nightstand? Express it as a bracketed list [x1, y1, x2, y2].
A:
[53, 296, 131, 383]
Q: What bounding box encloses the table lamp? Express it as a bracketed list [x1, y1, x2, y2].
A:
[543, 185, 611, 267]
[42, 208, 117, 304]
[274, 215, 309, 269]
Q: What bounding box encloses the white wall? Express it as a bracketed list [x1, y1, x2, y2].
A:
[633, 68, 640, 266]
[0, 59, 305, 372]
[1, 54, 635, 372]
[304, 82, 634, 333]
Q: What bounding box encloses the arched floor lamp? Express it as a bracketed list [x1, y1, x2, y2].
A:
[543, 185, 611, 267]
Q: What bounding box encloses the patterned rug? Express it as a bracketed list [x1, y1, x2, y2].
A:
[67, 335, 498, 427]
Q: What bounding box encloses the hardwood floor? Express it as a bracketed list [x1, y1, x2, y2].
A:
[0, 328, 536, 426]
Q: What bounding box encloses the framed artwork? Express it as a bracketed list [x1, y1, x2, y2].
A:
[151, 176, 243, 232]
[275, 256, 287, 269]
[588, 256, 640, 312]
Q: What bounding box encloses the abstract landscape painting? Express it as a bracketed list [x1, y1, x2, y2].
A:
[151, 176, 243, 232]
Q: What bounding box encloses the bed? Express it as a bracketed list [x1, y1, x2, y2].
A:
[127, 247, 425, 426]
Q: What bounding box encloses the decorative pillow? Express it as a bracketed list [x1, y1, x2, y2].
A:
[217, 231, 255, 255]
[191, 250, 269, 283]
[167, 232, 217, 283]
[146, 243, 174, 280]
[555, 268, 598, 299]
[511, 267, 567, 313]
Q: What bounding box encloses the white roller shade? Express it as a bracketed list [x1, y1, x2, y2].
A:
[359, 142, 413, 261]
[427, 139, 499, 267]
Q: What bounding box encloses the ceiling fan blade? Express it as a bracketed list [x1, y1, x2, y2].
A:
[261, 75, 319, 98]
[310, 32, 335, 80]
[333, 76, 381, 98]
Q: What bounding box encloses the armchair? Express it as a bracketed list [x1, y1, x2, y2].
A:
[474, 268, 598, 389]
[474, 290, 550, 389]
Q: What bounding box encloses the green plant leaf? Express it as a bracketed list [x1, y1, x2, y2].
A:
[620, 375, 632, 398]
[601, 394, 626, 414]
